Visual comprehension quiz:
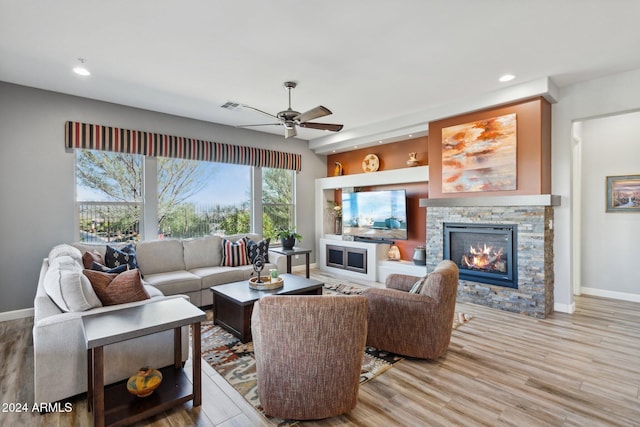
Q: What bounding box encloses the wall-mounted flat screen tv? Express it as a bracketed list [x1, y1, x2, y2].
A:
[341, 189, 408, 241]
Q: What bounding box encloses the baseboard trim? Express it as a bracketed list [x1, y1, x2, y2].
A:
[291, 263, 318, 273]
[0, 307, 34, 322]
[580, 287, 640, 303]
[554, 302, 576, 314]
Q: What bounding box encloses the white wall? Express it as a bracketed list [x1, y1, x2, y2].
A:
[579, 112, 640, 298]
[0, 82, 326, 313]
[552, 68, 640, 312]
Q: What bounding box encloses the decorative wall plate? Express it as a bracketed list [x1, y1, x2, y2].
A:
[362, 153, 380, 172]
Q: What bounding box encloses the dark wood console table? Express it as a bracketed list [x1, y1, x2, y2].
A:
[269, 247, 312, 278]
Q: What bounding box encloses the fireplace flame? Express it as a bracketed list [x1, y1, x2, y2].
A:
[461, 243, 506, 272]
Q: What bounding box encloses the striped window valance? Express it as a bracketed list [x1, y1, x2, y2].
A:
[65, 121, 302, 172]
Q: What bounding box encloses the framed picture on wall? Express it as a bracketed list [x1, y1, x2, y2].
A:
[606, 174, 640, 212]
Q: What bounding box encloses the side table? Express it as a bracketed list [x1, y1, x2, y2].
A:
[269, 247, 312, 278]
[82, 298, 205, 427]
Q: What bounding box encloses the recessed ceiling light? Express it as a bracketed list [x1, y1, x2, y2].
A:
[73, 58, 91, 76]
[499, 74, 515, 82]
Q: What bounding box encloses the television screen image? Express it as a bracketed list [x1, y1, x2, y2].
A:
[341, 189, 408, 240]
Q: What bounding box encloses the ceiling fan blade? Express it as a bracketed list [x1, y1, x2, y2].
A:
[241, 104, 278, 119]
[285, 126, 297, 139]
[298, 122, 344, 132]
[294, 105, 332, 123]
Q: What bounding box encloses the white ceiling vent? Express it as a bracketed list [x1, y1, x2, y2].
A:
[220, 101, 241, 110]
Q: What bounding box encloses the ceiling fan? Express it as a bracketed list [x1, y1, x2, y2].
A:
[239, 81, 343, 139]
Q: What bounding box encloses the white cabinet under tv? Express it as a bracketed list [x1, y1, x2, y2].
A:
[319, 237, 390, 282]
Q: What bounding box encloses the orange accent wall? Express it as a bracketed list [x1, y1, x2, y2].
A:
[428, 97, 552, 198]
[327, 137, 428, 261]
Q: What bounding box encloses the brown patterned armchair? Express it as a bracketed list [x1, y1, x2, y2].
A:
[364, 260, 459, 359]
[251, 295, 368, 420]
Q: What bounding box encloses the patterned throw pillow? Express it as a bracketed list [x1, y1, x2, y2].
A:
[91, 261, 129, 274]
[409, 275, 428, 294]
[83, 268, 149, 306]
[105, 244, 138, 270]
[244, 237, 270, 263]
[222, 238, 249, 267]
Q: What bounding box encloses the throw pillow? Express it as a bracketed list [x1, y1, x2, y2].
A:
[44, 255, 103, 312]
[244, 237, 270, 263]
[83, 268, 150, 306]
[91, 261, 129, 274]
[105, 244, 139, 270]
[221, 238, 249, 267]
[82, 250, 105, 269]
[409, 275, 427, 294]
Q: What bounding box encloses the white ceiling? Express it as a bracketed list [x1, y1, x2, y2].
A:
[2, 0, 640, 153]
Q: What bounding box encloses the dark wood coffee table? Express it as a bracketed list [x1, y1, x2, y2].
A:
[211, 273, 323, 342]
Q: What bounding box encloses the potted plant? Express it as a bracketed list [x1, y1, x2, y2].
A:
[276, 227, 302, 250]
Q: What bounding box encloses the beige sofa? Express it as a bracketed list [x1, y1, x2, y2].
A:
[34, 234, 284, 404]
[72, 233, 286, 307]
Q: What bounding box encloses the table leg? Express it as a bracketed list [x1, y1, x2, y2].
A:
[87, 349, 93, 412]
[192, 322, 202, 407]
[286, 255, 292, 274]
[174, 327, 182, 369]
[93, 346, 105, 427]
[305, 253, 310, 278]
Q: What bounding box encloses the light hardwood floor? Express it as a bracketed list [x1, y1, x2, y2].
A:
[2, 270, 639, 426]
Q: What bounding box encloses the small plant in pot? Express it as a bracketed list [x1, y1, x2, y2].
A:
[276, 227, 302, 250]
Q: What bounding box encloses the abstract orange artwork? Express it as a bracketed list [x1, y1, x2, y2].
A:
[441, 113, 517, 193]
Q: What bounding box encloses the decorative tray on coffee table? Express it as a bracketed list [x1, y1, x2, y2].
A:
[249, 276, 284, 290]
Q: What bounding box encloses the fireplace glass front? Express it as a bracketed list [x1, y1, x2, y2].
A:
[443, 223, 517, 288]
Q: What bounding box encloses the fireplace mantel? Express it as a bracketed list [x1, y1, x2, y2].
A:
[419, 194, 560, 208]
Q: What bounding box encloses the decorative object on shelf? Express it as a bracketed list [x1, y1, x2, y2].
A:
[126, 367, 163, 398]
[413, 246, 427, 265]
[442, 113, 517, 193]
[387, 245, 401, 261]
[334, 217, 343, 235]
[406, 152, 419, 167]
[334, 161, 343, 176]
[252, 255, 266, 283]
[362, 153, 380, 172]
[276, 227, 302, 250]
[249, 275, 284, 290]
[606, 174, 640, 212]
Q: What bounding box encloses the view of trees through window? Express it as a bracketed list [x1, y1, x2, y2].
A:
[76, 150, 295, 242]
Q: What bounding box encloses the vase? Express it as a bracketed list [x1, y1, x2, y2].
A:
[334, 217, 342, 235]
[127, 367, 163, 397]
[281, 237, 296, 250]
[413, 247, 426, 266]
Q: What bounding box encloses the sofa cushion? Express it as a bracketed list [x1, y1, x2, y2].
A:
[222, 238, 249, 267]
[135, 239, 186, 275]
[83, 269, 150, 306]
[190, 266, 245, 289]
[44, 256, 103, 312]
[48, 244, 83, 265]
[141, 270, 202, 295]
[183, 236, 223, 270]
[244, 237, 270, 263]
[105, 244, 139, 270]
[82, 250, 105, 269]
[409, 276, 427, 294]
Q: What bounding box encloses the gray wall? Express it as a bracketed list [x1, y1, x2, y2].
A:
[0, 82, 327, 313]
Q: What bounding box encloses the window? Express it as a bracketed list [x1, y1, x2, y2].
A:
[76, 152, 291, 241]
[76, 150, 143, 242]
[262, 168, 295, 241]
[157, 158, 250, 238]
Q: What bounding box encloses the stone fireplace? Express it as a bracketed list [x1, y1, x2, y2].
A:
[422, 195, 559, 318]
